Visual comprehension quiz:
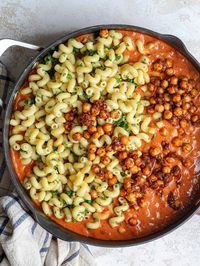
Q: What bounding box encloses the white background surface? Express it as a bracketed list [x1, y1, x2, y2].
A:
[0, 0, 200, 265]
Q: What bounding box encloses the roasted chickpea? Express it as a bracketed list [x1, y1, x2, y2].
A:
[72, 132, 82, 141]
[118, 151, 128, 160]
[118, 226, 126, 234]
[172, 94, 181, 103]
[166, 68, 174, 76]
[182, 143, 192, 153]
[190, 88, 198, 97]
[180, 80, 188, 90]
[157, 87, 164, 94]
[82, 102, 91, 113]
[99, 110, 109, 119]
[105, 170, 113, 180]
[149, 147, 160, 156]
[83, 131, 90, 139]
[103, 123, 113, 133]
[88, 153, 96, 161]
[162, 166, 171, 174]
[150, 97, 156, 104]
[163, 110, 173, 120]
[155, 104, 165, 113]
[97, 148, 106, 157]
[180, 119, 187, 128]
[166, 59, 173, 68]
[142, 166, 151, 176]
[149, 174, 158, 182]
[135, 157, 142, 166]
[153, 62, 163, 72]
[161, 80, 169, 89]
[88, 143, 97, 153]
[160, 127, 168, 136]
[191, 115, 199, 122]
[108, 176, 118, 186]
[127, 193, 136, 203]
[91, 164, 100, 173]
[91, 107, 100, 116]
[170, 76, 178, 85]
[125, 158, 135, 168]
[189, 106, 197, 114]
[182, 159, 191, 167]
[148, 83, 155, 92]
[90, 189, 98, 199]
[129, 218, 138, 226]
[101, 156, 111, 165]
[111, 110, 121, 119]
[100, 29, 109, 38]
[172, 137, 182, 147]
[120, 135, 129, 145]
[130, 166, 140, 174]
[93, 132, 101, 139]
[97, 126, 104, 136]
[183, 95, 191, 103]
[106, 145, 113, 152]
[164, 103, 171, 111]
[174, 107, 183, 117]
[164, 93, 171, 102]
[168, 85, 177, 94]
[182, 102, 190, 110]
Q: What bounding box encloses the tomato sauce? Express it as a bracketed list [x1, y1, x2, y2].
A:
[10, 30, 200, 240]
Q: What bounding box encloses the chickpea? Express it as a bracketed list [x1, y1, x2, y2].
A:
[142, 166, 151, 176]
[120, 189, 127, 197]
[83, 131, 90, 139]
[129, 218, 138, 226]
[162, 166, 171, 174]
[135, 157, 142, 166]
[105, 170, 113, 179]
[157, 180, 164, 187]
[189, 106, 197, 114]
[183, 95, 191, 103]
[130, 166, 140, 174]
[166, 59, 173, 68]
[72, 132, 82, 141]
[97, 126, 104, 136]
[93, 132, 101, 139]
[164, 103, 171, 111]
[161, 80, 169, 89]
[150, 97, 156, 104]
[106, 145, 113, 152]
[149, 147, 160, 157]
[180, 80, 188, 90]
[147, 107, 155, 114]
[100, 29, 108, 38]
[123, 178, 132, 190]
[153, 62, 163, 72]
[118, 226, 126, 234]
[111, 110, 121, 119]
[148, 83, 155, 92]
[65, 112, 74, 121]
[99, 110, 109, 119]
[155, 104, 164, 113]
[166, 68, 174, 76]
[160, 128, 168, 136]
[168, 85, 177, 94]
[127, 193, 136, 203]
[163, 110, 173, 120]
[172, 137, 182, 147]
[88, 153, 96, 161]
[164, 94, 171, 102]
[103, 123, 113, 133]
[149, 174, 157, 182]
[101, 156, 111, 165]
[191, 88, 198, 97]
[178, 128, 185, 135]
[108, 176, 118, 186]
[91, 107, 100, 116]
[139, 199, 147, 208]
[158, 87, 164, 94]
[118, 151, 128, 160]
[88, 125, 97, 134]
[182, 143, 192, 153]
[91, 164, 100, 173]
[180, 119, 187, 128]
[88, 143, 97, 153]
[174, 107, 183, 117]
[82, 102, 91, 113]
[125, 158, 135, 168]
[191, 115, 199, 122]
[97, 148, 106, 157]
[170, 76, 178, 85]
[182, 102, 190, 110]
[120, 135, 129, 145]
[90, 189, 98, 199]
[182, 159, 191, 167]
[172, 94, 181, 103]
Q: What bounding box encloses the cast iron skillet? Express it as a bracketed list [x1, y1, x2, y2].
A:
[1, 25, 200, 247]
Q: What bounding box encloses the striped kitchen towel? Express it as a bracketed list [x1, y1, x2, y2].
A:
[0, 62, 95, 266]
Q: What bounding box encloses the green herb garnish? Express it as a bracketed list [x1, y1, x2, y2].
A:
[51, 190, 59, 197]
[67, 73, 72, 80]
[24, 98, 35, 105]
[73, 47, 79, 52]
[43, 55, 56, 64]
[53, 146, 58, 152]
[115, 55, 121, 61]
[36, 156, 43, 163]
[88, 50, 96, 56]
[114, 115, 130, 132]
[85, 199, 92, 204]
[66, 190, 73, 197]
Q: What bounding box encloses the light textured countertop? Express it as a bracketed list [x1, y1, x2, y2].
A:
[0, 1, 200, 265]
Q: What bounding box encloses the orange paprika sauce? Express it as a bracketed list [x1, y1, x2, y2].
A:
[10, 30, 200, 240]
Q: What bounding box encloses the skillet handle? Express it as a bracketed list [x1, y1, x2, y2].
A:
[0, 38, 43, 56]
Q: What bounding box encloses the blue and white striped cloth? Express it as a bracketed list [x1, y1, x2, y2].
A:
[0, 62, 95, 266]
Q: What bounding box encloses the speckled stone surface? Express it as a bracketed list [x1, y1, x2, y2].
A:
[0, 1, 200, 265]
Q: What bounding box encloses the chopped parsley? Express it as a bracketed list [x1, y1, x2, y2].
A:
[53, 146, 58, 152]
[36, 156, 43, 163]
[73, 47, 79, 52]
[53, 165, 58, 171]
[127, 78, 138, 87]
[66, 190, 73, 197]
[43, 54, 56, 64]
[24, 98, 35, 105]
[67, 73, 72, 80]
[47, 68, 55, 78]
[121, 172, 128, 177]
[114, 115, 130, 133]
[115, 55, 121, 61]
[51, 190, 59, 197]
[88, 50, 96, 56]
[85, 199, 92, 204]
